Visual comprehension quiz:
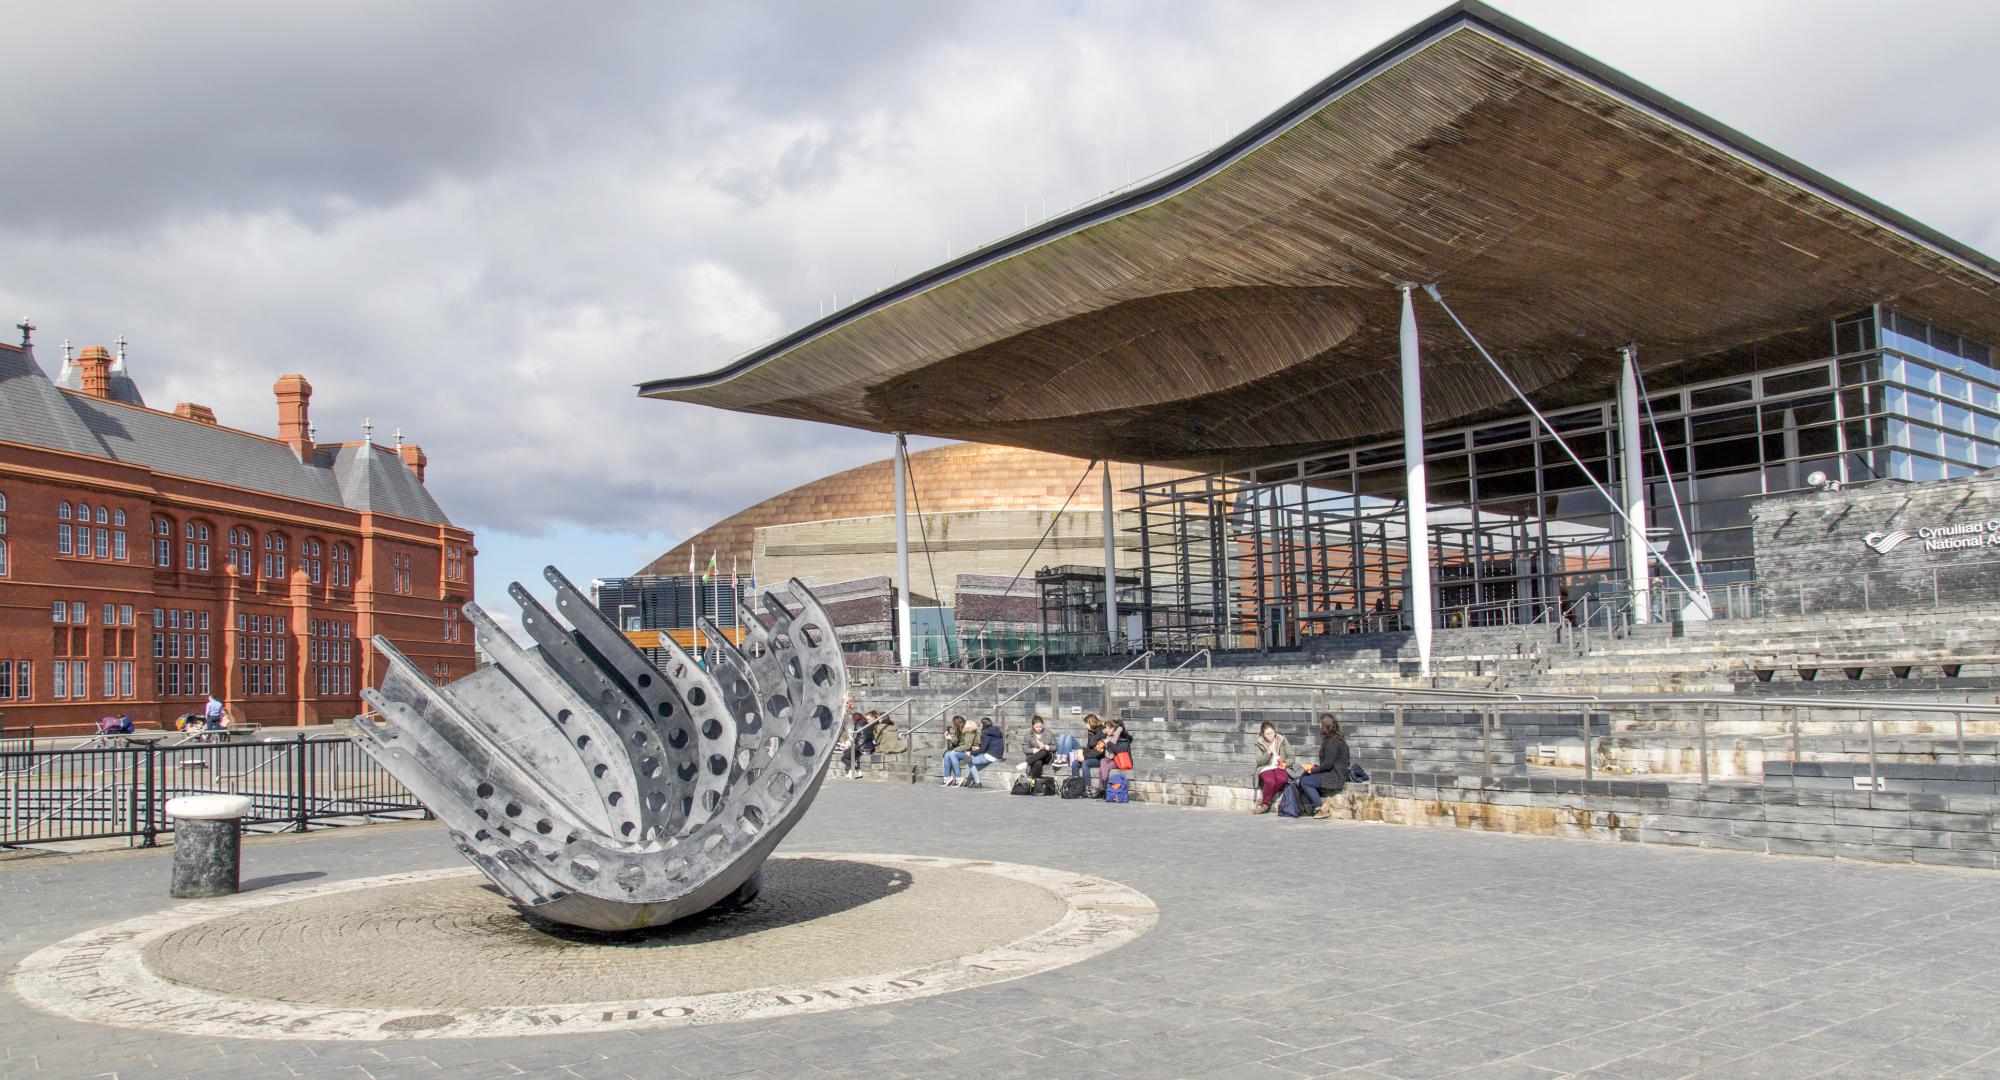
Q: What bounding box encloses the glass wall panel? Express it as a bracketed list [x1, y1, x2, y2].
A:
[1122, 309, 2000, 649]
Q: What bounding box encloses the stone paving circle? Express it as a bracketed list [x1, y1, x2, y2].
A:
[9, 852, 1157, 1041]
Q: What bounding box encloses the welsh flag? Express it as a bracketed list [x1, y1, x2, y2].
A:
[704, 550, 717, 583]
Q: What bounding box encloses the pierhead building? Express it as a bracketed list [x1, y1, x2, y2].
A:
[0, 330, 476, 734]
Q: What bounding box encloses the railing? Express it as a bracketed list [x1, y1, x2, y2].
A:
[1, 733, 426, 848]
[1368, 692, 2000, 788]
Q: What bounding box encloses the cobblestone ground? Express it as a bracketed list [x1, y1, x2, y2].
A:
[7, 778, 2000, 1079]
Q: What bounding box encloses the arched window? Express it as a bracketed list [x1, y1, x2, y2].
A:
[94, 506, 108, 525]
[302, 538, 325, 585]
[184, 519, 213, 572]
[264, 532, 289, 579]
[229, 528, 254, 577]
[331, 542, 353, 588]
[57, 501, 71, 520]
[0, 538, 8, 576]
[153, 516, 175, 568]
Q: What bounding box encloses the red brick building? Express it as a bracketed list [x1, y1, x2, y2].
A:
[0, 332, 476, 735]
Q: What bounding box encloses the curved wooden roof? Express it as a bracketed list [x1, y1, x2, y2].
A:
[641, 1, 2000, 470]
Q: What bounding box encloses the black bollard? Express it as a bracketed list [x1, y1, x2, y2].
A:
[165, 795, 252, 898]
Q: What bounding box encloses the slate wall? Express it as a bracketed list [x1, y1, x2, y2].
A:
[1750, 472, 2000, 614]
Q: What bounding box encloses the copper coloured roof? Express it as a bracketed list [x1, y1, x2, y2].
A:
[640, 1, 2000, 470]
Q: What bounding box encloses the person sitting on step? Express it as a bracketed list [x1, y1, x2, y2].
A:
[1079, 713, 1106, 786]
[843, 710, 884, 779]
[941, 715, 974, 786]
[1252, 720, 1292, 814]
[1022, 716, 1056, 781]
[1096, 717, 1133, 796]
[962, 716, 1005, 788]
[1296, 713, 1351, 819]
[873, 712, 906, 755]
[1057, 716, 1086, 779]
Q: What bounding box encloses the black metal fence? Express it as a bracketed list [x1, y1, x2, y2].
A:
[0, 734, 426, 847]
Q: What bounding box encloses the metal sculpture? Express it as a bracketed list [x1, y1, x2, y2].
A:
[351, 567, 847, 932]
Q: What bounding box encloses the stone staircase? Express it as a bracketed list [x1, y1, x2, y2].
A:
[1530, 607, 2000, 693]
[846, 602, 2000, 789]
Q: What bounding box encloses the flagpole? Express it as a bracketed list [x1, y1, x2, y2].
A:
[688, 548, 700, 659]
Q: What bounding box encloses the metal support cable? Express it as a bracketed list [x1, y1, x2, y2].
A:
[901, 447, 954, 665]
[958, 457, 1100, 648]
[1420, 284, 1704, 602]
[1628, 356, 1708, 606]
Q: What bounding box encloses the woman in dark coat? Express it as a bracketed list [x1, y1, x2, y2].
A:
[1296, 713, 1352, 819]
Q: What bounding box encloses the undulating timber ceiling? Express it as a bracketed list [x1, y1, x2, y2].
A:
[641, 1, 2000, 473]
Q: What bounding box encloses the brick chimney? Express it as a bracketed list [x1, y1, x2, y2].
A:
[173, 402, 218, 424]
[75, 345, 112, 399]
[398, 441, 427, 483]
[273, 374, 313, 460]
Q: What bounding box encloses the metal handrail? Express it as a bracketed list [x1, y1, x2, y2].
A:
[848, 662, 1588, 703]
[1110, 651, 1154, 676]
[996, 673, 1050, 711]
[1387, 692, 2000, 716]
[903, 673, 1000, 740]
[12, 759, 137, 832]
[1165, 649, 1211, 675]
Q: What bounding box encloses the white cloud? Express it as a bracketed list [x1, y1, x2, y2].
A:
[2, 0, 1996, 623]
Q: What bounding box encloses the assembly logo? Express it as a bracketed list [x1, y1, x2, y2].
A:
[1863, 519, 2000, 555]
[1863, 530, 1914, 555]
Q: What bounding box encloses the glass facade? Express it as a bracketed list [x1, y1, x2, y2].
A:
[1849, 308, 2000, 482]
[594, 575, 751, 633]
[1121, 308, 1997, 649]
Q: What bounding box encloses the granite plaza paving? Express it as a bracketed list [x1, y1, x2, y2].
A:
[7, 779, 2000, 1079]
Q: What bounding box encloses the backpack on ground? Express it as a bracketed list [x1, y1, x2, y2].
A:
[1276, 780, 1302, 818]
[1350, 763, 1370, 783]
[1034, 776, 1057, 797]
[1060, 776, 1087, 800]
[1010, 777, 1034, 796]
[1104, 774, 1130, 804]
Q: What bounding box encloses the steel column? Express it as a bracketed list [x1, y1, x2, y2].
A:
[1103, 462, 1119, 651]
[1398, 285, 1433, 676]
[1618, 347, 1651, 624]
[893, 433, 913, 669]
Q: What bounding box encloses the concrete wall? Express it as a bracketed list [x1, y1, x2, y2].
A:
[1752, 472, 2000, 614]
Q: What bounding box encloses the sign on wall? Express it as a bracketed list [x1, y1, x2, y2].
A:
[1864, 518, 2000, 556]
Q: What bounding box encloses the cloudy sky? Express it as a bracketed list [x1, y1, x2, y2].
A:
[5, 0, 1997, 623]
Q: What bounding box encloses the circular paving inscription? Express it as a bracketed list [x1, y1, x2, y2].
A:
[11, 853, 1156, 1041]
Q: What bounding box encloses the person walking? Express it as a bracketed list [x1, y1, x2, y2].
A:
[1252, 721, 1292, 814]
[1296, 713, 1352, 819]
